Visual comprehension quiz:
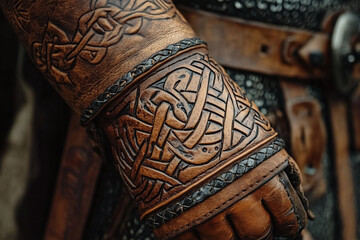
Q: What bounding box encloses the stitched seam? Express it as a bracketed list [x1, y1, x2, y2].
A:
[146, 138, 284, 227]
[80, 38, 207, 125]
[159, 157, 289, 240]
[143, 134, 277, 214]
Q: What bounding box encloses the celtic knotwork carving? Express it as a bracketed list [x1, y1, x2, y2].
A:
[146, 138, 285, 228]
[102, 52, 275, 212]
[2, 0, 34, 37]
[81, 38, 206, 124]
[31, 0, 176, 89]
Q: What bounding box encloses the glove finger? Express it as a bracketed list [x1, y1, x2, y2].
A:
[195, 211, 237, 240]
[226, 194, 273, 239]
[261, 171, 307, 238]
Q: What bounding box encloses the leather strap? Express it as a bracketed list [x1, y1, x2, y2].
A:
[351, 86, 360, 150]
[328, 96, 357, 240]
[146, 138, 285, 229]
[280, 81, 327, 201]
[180, 7, 330, 80]
[44, 113, 103, 240]
[154, 148, 289, 240]
[80, 38, 207, 125]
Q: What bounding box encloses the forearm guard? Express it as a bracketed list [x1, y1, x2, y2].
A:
[1, 0, 309, 239]
[91, 41, 288, 238]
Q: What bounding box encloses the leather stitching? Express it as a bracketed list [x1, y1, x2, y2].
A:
[158, 156, 289, 240]
[146, 138, 285, 228]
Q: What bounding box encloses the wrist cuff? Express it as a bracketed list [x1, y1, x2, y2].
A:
[81, 38, 207, 125]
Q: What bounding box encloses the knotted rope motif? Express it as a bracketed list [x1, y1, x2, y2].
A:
[31, 0, 176, 89]
[106, 53, 274, 206]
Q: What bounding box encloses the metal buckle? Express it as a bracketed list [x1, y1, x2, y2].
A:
[332, 12, 360, 95]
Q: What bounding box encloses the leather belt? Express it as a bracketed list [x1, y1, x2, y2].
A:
[280, 81, 327, 201]
[328, 96, 357, 240]
[351, 87, 360, 150]
[180, 7, 329, 80]
[44, 113, 103, 240]
[180, 7, 360, 94]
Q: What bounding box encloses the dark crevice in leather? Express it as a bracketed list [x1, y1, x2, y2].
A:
[278, 171, 306, 239]
[193, 229, 202, 240]
[225, 214, 241, 240]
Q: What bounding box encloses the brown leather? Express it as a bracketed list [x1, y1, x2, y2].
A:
[281, 81, 326, 201]
[1, 0, 195, 113]
[351, 86, 360, 150]
[179, 7, 330, 80]
[328, 96, 357, 240]
[95, 44, 311, 238]
[97, 48, 277, 220]
[155, 149, 290, 239]
[44, 113, 103, 240]
[173, 168, 307, 240]
[1, 1, 309, 239]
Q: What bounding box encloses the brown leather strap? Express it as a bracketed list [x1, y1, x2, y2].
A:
[180, 7, 330, 80]
[280, 81, 327, 201]
[351, 86, 360, 150]
[44, 113, 103, 240]
[328, 97, 357, 240]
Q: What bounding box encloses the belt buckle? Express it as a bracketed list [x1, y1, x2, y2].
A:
[332, 12, 360, 95]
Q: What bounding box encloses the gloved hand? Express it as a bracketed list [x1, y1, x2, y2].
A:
[92, 44, 312, 239]
[174, 167, 307, 240]
[1, 0, 312, 239]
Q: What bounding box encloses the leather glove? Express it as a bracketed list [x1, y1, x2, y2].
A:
[1, 0, 312, 239]
[92, 45, 312, 239]
[174, 167, 307, 240]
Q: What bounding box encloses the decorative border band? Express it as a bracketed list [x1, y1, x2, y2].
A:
[80, 38, 207, 125]
[145, 138, 285, 229]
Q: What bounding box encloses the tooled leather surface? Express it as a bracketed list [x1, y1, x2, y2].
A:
[80, 0, 358, 239]
[98, 50, 276, 216]
[146, 138, 285, 229]
[81, 38, 206, 124]
[1, 0, 196, 113]
[172, 2, 349, 238]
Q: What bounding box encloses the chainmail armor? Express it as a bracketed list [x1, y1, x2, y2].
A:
[176, 0, 360, 31]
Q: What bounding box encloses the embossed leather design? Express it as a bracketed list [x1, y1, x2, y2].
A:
[1, 0, 196, 113]
[1, 0, 310, 239]
[97, 49, 277, 218]
[146, 138, 285, 228]
[81, 38, 207, 124]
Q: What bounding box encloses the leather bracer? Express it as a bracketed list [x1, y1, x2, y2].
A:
[1, 0, 310, 239]
[87, 41, 294, 238]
